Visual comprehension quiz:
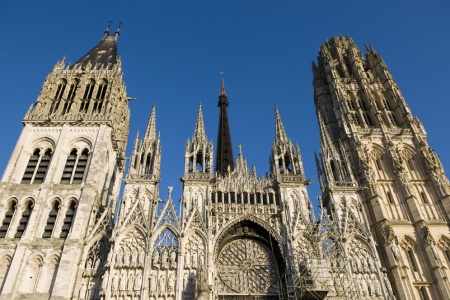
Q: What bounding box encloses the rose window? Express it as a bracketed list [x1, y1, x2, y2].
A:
[217, 238, 279, 294]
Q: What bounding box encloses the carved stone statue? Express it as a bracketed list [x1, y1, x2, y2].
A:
[152, 251, 160, 269]
[170, 251, 177, 269]
[119, 272, 127, 291]
[134, 272, 142, 291]
[116, 249, 123, 267]
[183, 272, 189, 289]
[199, 252, 205, 267]
[101, 270, 109, 290]
[79, 283, 87, 299]
[390, 239, 400, 262]
[159, 275, 165, 292]
[167, 273, 175, 292]
[149, 273, 157, 291]
[185, 250, 191, 268]
[374, 278, 382, 296]
[123, 249, 130, 266]
[383, 272, 394, 296]
[162, 250, 169, 269]
[192, 252, 198, 269]
[368, 257, 376, 272]
[127, 273, 134, 290]
[361, 278, 368, 296]
[112, 272, 119, 291]
[361, 256, 368, 272]
[430, 243, 440, 261]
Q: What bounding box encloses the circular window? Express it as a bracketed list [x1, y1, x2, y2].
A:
[217, 238, 279, 294]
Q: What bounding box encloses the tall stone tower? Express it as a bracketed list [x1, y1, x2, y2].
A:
[313, 36, 450, 299]
[0, 26, 130, 299]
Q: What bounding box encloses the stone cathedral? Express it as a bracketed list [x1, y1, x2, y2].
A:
[0, 26, 449, 300]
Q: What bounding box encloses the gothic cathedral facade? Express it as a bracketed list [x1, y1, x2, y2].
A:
[0, 28, 448, 300]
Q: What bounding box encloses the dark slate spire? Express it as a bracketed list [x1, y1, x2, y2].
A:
[74, 25, 120, 69]
[215, 78, 234, 175]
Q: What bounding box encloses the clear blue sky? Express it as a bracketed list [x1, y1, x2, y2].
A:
[0, 1, 449, 211]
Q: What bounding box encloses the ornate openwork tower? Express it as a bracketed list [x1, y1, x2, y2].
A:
[313, 36, 450, 299]
[0, 25, 130, 299]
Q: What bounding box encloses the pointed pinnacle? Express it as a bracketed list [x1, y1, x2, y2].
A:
[144, 104, 157, 141]
[220, 75, 226, 96]
[193, 104, 207, 143]
[275, 106, 288, 143]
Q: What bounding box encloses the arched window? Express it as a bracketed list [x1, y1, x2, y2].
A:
[407, 249, 418, 272]
[21, 148, 52, 184]
[73, 149, 89, 183]
[83, 80, 95, 99]
[388, 112, 398, 126]
[376, 159, 383, 171]
[420, 192, 428, 204]
[357, 98, 367, 110]
[43, 201, 60, 238]
[330, 160, 338, 181]
[61, 80, 78, 115]
[0, 201, 17, 238]
[363, 112, 373, 126]
[61, 148, 89, 184]
[92, 80, 107, 114]
[66, 80, 78, 100]
[54, 80, 67, 100]
[387, 191, 395, 204]
[60, 201, 76, 238]
[14, 200, 33, 238]
[79, 80, 94, 113]
[353, 113, 361, 126]
[347, 98, 355, 110]
[95, 80, 108, 99]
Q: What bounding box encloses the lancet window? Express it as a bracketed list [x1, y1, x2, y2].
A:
[0, 200, 17, 238]
[21, 148, 53, 184]
[83, 80, 95, 99]
[61, 148, 89, 184]
[42, 200, 60, 238]
[14, 199, 33, 238]
[59, 200, 77, 238]
[96, 80, 108, 100]
[61, 80, 78, 114]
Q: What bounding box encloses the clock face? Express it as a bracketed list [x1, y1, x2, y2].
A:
[97, 50, 107, 54]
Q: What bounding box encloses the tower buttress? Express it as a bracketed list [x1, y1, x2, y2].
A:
[314, 36, 450, 300]
[0, 27, 130, 299]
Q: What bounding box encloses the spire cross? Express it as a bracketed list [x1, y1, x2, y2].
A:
[118, 20, 125, 29]
[107, 19, 114, 29]
[237, 144, 244, 154]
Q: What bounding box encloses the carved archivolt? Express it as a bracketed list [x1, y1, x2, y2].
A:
[213, 215, 284, 258]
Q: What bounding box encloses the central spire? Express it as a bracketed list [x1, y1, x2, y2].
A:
[215, 77, 234, 175]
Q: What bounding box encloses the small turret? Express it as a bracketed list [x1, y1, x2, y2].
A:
[184, 104, 213, 176]
[270, 107, 305, 181]
[127, 105, 161, 180]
